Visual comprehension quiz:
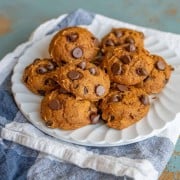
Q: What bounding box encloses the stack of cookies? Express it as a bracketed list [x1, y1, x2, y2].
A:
[23, 26, 173, 130]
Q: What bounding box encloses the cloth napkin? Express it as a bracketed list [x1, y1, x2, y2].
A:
[0, 9, 180, 180]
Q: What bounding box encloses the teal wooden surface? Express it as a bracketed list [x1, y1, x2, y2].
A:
[0, 0, 179, 176]
[1, 0, 180, 60]
[167, 139, 180, 172]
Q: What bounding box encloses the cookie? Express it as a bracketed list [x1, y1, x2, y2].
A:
[100, 87, 150, 130]
[54, 60, 110, 101]
[22, 58, 59, 96]
[101, 28, 144, 51]
[101, 46, 153, 85]
[41, 90, 99, 130]
[49, 26, 99, 65]
[136, 55, 173, 94]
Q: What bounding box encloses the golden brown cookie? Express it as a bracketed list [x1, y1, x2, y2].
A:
[136, 55, 173, 94]
[101, 46, 153, 85]
[22, 58, 59, 96]
[54, 60, 110, 101]
[100, 87, 150, 130]
[49, 26, 99, 65]
[41, 90, 99, 130]
[101, 28, 144, 52]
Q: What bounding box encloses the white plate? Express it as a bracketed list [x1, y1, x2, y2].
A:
[11, 14, 180, 146]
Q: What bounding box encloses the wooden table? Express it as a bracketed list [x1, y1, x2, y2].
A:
[0, 0, 179, 179]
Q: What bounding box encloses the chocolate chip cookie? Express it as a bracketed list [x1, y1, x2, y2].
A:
[41, 90, 99, 130]
[22, 58, 59, 95]
[49, 26, 99, 65]
[101, 28, 144, 51]
[136, 55, 173, 94]
[53, 60, 110, 101]
[100, 87, 150, 130]
[101, 46, 153, 85]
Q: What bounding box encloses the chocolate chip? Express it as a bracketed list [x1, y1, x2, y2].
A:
[48, 99, 62, 110]
[136, 68, 148, 76]
[164, 79, 169, 84]
[72, 47, 83, 59]
[45, 121, 53, 127]
[125, 44, 136, 52]
[24, 76, 28, 83]
[109, 95, 122, 102]
[95, 85, 105, 96]
[113, 31, 122, 38]
[46, 63, 55, 71]
[111, 63, 122, 75]
[67, 70, 83, 80]
[143, 76, 153, 82]
[105, 39, 115, 46]
[44, 78, 58, 86]
[116, 84, 128, 92]
[110, 115, 115, 121]
[90, 113, 100, 124]
[125, 37, 135, 44]
[84, 87, 88, 94]
[58, 87, 68, 94]
[155, 60, 166, 71]
[37, 90, 46, 96]
[73, 82, 79, 89]
[77, 61, 86, 70]
[66, 33, 78, 42]
[119, 55, 132, 64]
[139, 95, 149, 105]
[36, 66, 48, 74]
[89, 67, 96, 75]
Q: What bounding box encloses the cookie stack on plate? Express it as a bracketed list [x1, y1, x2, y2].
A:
[22, 26, 173, 130]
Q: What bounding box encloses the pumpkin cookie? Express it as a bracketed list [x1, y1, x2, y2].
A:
[136, 55, 173, 94]
[22, 58, 59, 96]
[101, 28, 144, 51]
[100, 87, 150, 130]
[54, 60, 110, 101]
[49, 26, 99, 65]
[41, 90, 99, 130]
[101, 46, 153, 85]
